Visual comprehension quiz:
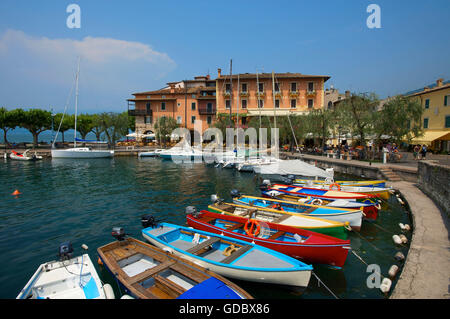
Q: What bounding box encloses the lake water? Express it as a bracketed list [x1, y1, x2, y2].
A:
[0, 156, 412, 299]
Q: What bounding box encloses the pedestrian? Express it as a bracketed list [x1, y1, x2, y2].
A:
[421, 144, 427, 160]
[413, 144, 419, 160]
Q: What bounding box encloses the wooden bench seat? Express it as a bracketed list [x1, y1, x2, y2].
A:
[268, 230, 285, 240]
[185, 237, 220, 255]
[128, 260, 176, 285]
[221, 245, 253, 264]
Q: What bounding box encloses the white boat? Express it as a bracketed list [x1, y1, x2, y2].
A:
[253, 159, 334, 180]
[51, 58, 114, 159]
[236, 156, 280, 172]
[17, 242, 115, 299]
[138, 149, 164, 157]
[9, 150, 43, 161]
[158, 144, 203, 162]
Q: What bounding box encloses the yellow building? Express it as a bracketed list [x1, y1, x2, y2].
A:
[407, 78, 450, 152]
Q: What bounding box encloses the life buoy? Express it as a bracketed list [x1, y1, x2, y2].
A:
[329, 183, 341, 191]
[244, 219, 261, 237]
[311, 198, 323, 206]
[270, 203, 284, 211]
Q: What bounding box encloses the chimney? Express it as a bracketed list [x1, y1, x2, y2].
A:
[345, 90, 350, 98]
[169, 83, 175, 93]
[436, 78, 444, 87]
[218, 68, 222, 78]
[206, 74, 210, 80]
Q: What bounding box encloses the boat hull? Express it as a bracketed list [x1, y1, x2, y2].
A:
[51, 148, 114, 158]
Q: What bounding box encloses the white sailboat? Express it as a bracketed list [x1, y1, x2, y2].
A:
[51, 58, 114, 159]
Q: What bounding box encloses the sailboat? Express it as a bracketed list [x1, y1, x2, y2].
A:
[51, 58, 114, 159]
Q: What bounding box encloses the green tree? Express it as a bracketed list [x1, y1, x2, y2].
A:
[0, 107, 20, 145]
[18, 108, 52, 148]
[76, 113, 94, 139]
[91, 114, 103, 141]
[53, 113, 74, 143]
[306, 108, 335, 148]
[98, 112, 129, 147]
[154, 116, 179, 146]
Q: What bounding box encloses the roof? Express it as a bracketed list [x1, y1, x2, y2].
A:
[405, 81, 450, 97]
[133, 87, 204, 96]
[216, 72, 331, 82]
[410, 131, 450, 144]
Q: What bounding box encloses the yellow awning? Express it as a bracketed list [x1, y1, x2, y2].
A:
[410, 131, 450, 144]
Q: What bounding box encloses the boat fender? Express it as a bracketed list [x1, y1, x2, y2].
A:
[163, 247, 173, 254]
[97, 257, 103, 266]
[293, 234, 304, 243]
[399, 234, 408, 244]
[103, 284, 115, 299]
[401, 224, 410, 231]
[388, 265, 399, 279]
[392, 235, 402, 245]
[211, 194, 219, 203]
[394, 252, 405, 262]
[379, 278, 392, 294]
[120, 294, 134, 299]
[81, 244, 88, 250]
[311, 198, 323, 206]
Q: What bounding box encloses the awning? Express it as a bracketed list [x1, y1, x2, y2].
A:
[410, 131, 450, 144]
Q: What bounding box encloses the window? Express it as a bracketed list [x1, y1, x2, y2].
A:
[207, 102, 213, 112]
[258, 99, 264, 108]
[241, 99, 247, 109]
[241, 83, 247, 93]
[275, 99, 280, 108]
[290, 99, 296, 108]
[207, 116, 212, 125]
[161, 102, 166, 110]
[191, 116, 196, 124]
[177, 103, 181, 107]
[177, 116, 182, 124]
[274, 82, 280, 92]
[146, 103, 151, 112]
[145, 116, 152, 124]
[423, 118, 429, 128]
[191, 102, 196, 110]
[291, 82, 297, 92]
[225, 83, 231, 93]
[425, 99, 430, 109]
[192, 94, 196, 98]
[445, 95, 448, 106]
[225, 100, 231, 109]
[445, 115, 450, 128]
[308, 99, 314, 108]
[258, 83, 264, 93]
[328, 101, 333, 109]
[308, 82, 314, 92]
[162, 95, 166, 99]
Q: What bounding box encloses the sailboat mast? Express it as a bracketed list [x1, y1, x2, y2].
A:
[74, 57, 80, 148]
[272, 71, 276, 129]
[229, 59, 233, 128]
[256, 70, 261, 128]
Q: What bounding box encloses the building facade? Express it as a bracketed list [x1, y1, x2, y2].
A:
[407, 78, 450, 152]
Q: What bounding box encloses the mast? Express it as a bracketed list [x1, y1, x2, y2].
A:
[256, 69, 261, 129]
[74, 56, 80, 148]
[237, 74, 239, 129]
[229, 59, 233, 128]
[272, 71, 277, 129]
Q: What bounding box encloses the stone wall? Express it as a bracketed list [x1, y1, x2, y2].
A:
[417, 161, 450, 217]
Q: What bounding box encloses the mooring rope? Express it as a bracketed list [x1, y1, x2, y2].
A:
[311, 271, 339, 299]
[350, 250, 385, 280]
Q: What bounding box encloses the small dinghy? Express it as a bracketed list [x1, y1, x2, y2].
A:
[10, 149, 43, 161]
[17, 242, 114, 299]
[231, 193, 364, 230]
[294, 179, 387, 188]
[138, 149, 164, 157]
[186, 208, 351, 268]
[141, 220, 313, 289]
[97, 227, 252, 299]
[208, 201, 350, 239]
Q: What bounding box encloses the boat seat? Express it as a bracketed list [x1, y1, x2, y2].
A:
[226, 223, 244, 231]
[128, 260, 176, 285]
[185, 237, 220, 255]
[273, 214, 290, 223]
[221, 245, 253, 264]
[201, 216, 217, 224]
[268, 230, 285, 240]
[301, 207, 316, 214]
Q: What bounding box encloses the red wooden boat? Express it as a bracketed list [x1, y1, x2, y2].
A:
[186, 210, 351, 269]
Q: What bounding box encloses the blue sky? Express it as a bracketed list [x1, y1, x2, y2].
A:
[0, 0, 449, 113]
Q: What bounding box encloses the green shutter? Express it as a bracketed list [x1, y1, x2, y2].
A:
[446, 116, 450, 128]
[423, 118, 428, 128]
[425, 99, 429, 108]
[445, 95, 448, 106]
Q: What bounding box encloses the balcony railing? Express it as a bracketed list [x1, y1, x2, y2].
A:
[128, 109, 152, 116]
[198, 106, 216, 115]
[289, 91, 299, 98]
[306, 90, 316, 97]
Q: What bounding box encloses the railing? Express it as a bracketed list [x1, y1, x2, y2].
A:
[198, 106, 216, 115]
[128, 109, 152, 116]
[306, 90, 316, 97]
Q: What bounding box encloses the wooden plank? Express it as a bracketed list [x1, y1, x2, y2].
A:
[226, 222, 244, 231]
[169, 263, 209, 283]
[186, 237, 220, 255]
[221, 245, 253, 264]
[268, 230, 285, 240]
[301, 207, 316, 214]
[273, 214, 290, 223]
[201, 216, 217, 224]
[154, 274, 186, 298]
[128, 260, 176, 285]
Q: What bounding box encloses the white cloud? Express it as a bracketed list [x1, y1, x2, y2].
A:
[0, 29, 176, 112]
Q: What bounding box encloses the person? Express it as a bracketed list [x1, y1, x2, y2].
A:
[413, 144, 420, 160]
[421, 144, 427, 160]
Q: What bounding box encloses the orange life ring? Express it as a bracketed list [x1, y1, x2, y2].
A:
[270, 203, 284, 211]
[329, 183, 341, 191]
[244, 219, 261, 237]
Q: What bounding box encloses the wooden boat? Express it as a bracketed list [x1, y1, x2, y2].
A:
[97, 228, 252, 299]
[141, 222, 313, 288]
[232, 194, 365, 228]
[187, 209, 351, 268]
[263, 183, 378, 202]
[294, 179, 387, 188]
[208, 201, 350, 239]
[17, 242, 114, 299]
[10, 150, 43, 161]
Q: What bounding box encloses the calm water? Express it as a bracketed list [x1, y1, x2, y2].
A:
[0, 156, 412, 299]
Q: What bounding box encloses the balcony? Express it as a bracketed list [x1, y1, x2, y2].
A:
[128, 109, 152, 116]
[223, 91, 231, 98]
[273, 91, 282, 98]
[306, 90, 316, 97]
[198, 105, 216, 115]
[240, 91, 249, 97]
[256, 92, 265, 98]
[289, 91, 299, 98]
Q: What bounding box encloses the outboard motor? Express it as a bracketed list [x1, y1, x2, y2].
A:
[58, 241, 74, 260]
[259, 179, 271, 191]
[230, 189, 241, 198]
[211, 194, 219, 203]
[185, 206, 199, 218]
[141, 215, 159, 229]
[111, 227, 126, 241]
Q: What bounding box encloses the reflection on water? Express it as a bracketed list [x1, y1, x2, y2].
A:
[0, 157, 411, 299]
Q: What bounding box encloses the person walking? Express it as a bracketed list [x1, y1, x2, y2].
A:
[413, 144, 420, 160]
[420, 144, 427, 160]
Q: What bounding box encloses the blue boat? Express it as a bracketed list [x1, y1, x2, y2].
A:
[141, 221, 313, 288]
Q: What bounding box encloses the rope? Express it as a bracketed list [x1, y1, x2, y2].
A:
[350, 250, 385, 280]
[311, 271, 339, 299]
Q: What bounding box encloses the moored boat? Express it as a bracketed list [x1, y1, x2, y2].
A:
[97, 228, 252, 299]
[186, 209, 351, 268]
[10, 149, 43, 161]
[294, 179, 387, 188]
[17, 242, 114, 299]
[141, 221, 313, 289]
[208, 201, 350, 239]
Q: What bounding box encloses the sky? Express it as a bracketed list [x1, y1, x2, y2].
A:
[0, 0, 449, 114]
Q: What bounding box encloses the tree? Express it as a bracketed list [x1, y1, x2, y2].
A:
[0, 107, 20, 145]
[374, 95, 423, 145]
[76, 113, 94, 139]
[18, 108, 52, 148]
[154, 116, 178, 146]
[91, 114, 103, 141]
[306, 108, 335, 148]
[98, 112, 129, 147]
[53, 113, 74, 143]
